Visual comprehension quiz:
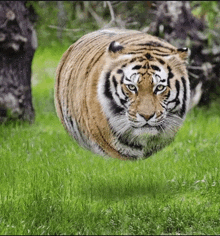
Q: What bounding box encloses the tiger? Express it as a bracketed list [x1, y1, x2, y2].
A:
[55, 28, 190, 160]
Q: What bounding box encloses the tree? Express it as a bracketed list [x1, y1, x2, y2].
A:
[0, 1, 37, 123]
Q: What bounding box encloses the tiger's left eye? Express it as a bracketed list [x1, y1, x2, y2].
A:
[155, 84, 166, 93]
[157, 85, 165, 91]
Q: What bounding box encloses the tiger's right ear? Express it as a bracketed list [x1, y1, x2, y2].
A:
[177, 47, 190, 61]
[108, 41, 124, 54]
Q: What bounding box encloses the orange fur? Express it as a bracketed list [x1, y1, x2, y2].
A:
[55, 28, 189, 160]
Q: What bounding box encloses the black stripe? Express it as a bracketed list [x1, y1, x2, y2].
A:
[175, 81, 180, 107]
[130, 58, 137, 63]
[111, 103, 124, 114]
[120, 74, 124, 84]
[180, 76, 187, 117]
[127, 49, 146, 53]
[167, 66, 174, 79]
[125, 76, 131, 82]
[140, 47, 172, 54]
[145, 53, 153, 60]
[104, 72, 113, 99]
[112, 75, 118, 88]
[129, 46, 172, 55]
[167, 80, 180, 107]
[69, 117, 74, 127]
[181, 77, 187, 101]
[160, 103, 166, 109]
[167, 66, 174, 88]
[105, 74, 125, 114]
[120, 76, 129, 99]
[117, 69, 123, 74]
[132, 65, 142, 70]
[112, 75, 127, 106]
[157, 58, 165, 65]
[153, 53, 170, 57]
[131, 48, 159, 54]
[138, 57, 145, 62]
[151, 65, 161, 71]
[137, 41, 174, 51]
[120, 98, 128, 106]
[174, 80, 180, 103]
[144, 49, 172, 54]
[166, 90, 171, 100]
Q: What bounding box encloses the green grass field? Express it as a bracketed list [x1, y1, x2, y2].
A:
[0, 45, 220, 235]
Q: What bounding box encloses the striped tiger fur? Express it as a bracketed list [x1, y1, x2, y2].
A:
[55, 28, 190, 160]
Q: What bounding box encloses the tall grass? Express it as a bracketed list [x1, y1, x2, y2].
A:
[0, 45, 220, 235]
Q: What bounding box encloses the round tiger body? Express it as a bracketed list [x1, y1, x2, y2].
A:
[55, 28, 190, 160]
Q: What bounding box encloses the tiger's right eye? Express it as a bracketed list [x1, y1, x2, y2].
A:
[127, 84, 137, 92]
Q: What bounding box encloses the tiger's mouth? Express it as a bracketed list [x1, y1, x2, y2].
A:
[129, 120, 150, 128]
[128, 117, 164, 129]
[129, 119, 163, 129]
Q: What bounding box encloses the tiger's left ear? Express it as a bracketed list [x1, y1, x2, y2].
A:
[108, 41, 124, 54]
[177, 48, 189, 61]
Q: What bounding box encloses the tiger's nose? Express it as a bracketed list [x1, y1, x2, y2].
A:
[139, 113, 155, 121]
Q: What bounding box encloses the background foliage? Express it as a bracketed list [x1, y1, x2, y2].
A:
[28, 1, 220, 48]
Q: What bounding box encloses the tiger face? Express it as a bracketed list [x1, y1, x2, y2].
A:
[55, 29, 190, 160]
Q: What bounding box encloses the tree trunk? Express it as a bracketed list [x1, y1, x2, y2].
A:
[0, 1, 37, 123]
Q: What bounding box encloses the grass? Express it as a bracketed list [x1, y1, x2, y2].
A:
[0, 45, 220, 235]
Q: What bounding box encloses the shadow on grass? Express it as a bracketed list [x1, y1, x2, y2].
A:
[79, 176, 175, 201]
